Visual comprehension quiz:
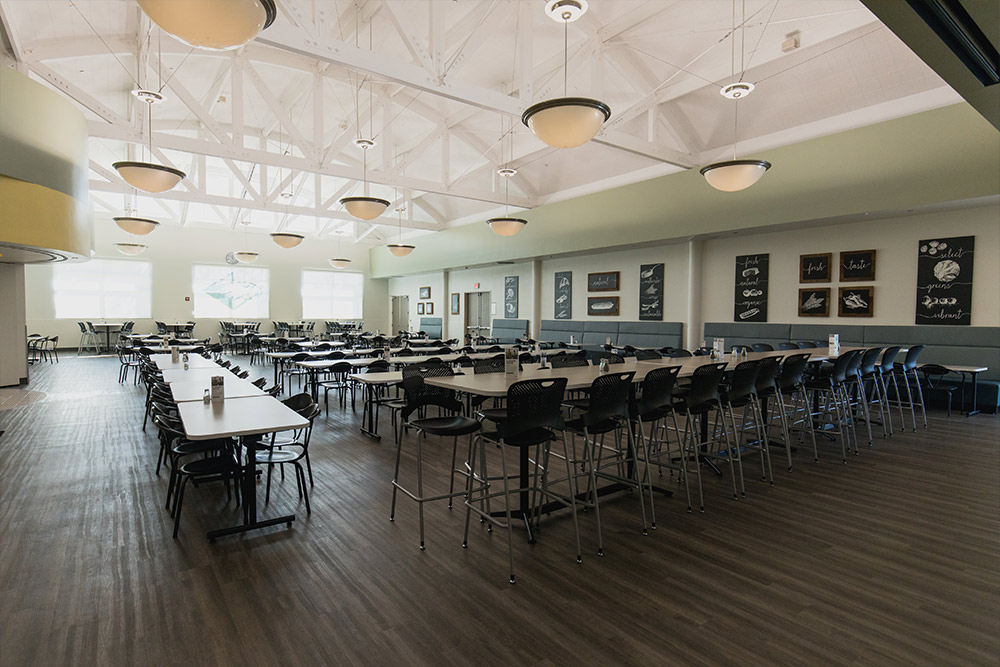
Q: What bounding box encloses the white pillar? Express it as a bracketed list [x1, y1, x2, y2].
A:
[530, 259, 542, 339]
[441, 270, 450, 340]
[686, 239, 703, 351]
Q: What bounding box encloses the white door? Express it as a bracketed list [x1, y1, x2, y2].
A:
[391, 295, 409, 335]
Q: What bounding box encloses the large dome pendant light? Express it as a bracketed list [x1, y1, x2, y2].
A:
[270, 129, 305, 248]
[700, 0, 771, 192]
[340, 139, 390, 220]
[136, 0, 277, 51]
[114, 191, 153, 255]
[487, 168, 527, 237]
[113, 40, 185, 192]
[329, 233, 351, 269]
[234, 217, 259, 264]
[522, 0, 610, 149]
[387, 199, 415, 257]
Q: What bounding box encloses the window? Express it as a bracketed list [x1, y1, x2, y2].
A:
[301, 270, 364, 319]
[192, 264, 270, 318]
[52, 259, 151, 318]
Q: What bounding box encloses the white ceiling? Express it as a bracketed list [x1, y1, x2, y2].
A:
[0, 0, 959, 248]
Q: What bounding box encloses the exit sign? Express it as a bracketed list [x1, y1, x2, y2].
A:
[473, 282, 479, 288]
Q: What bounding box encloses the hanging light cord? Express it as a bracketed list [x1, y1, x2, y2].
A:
[563, 19, 568, 96]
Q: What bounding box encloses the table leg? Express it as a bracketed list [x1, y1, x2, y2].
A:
[966, 371, 981, 417]
[207, 436, 295, 542]
[360, 384, 382, 440]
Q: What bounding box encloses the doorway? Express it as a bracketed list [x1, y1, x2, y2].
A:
[464, 291, 491, 342]
[391, 295, 409, 335]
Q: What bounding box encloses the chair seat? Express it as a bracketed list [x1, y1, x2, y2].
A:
[178, 456, 237, 476]
[564, 416, 618, 435]
[483, 426, 555, 448]
[562, 397, 590, 411]
[172, 440, 225, 457]
[409, 415, 481, 437]
[635, 405, 673, 422]
[477, 407, 507, 423]
[255, 449, 302, 464]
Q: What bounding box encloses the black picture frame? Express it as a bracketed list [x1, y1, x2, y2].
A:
[450, 293, 460, 315]
[587, 271, 619, 292]
[798, 287, 831, 317]
[418, 286, 431, 299]
[638, 263, 664, 321]
[554, 271, 572, 319]
[915, 236, 974, 325]
[839, 250, 876, 282]
[800, 253, 832, 283]
[587, 296, 619, 316]
[504, 276, 518, 318]
[838, 286, 874, 317]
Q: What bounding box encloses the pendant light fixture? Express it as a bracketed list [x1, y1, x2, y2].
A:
[114, 189, 160, 236]
[329, 232, 351, 268]
[487, 168, 527, 237]
[113, 36, 185, 192]
[522, 0, 610, 149]
[234, 217, 259, 264]
[270, 232, 304, 248]
[136, 0, 277, 51]
[341, 18, 389, 221]
[115, 242, 148, 256]
[700, 0, 771, 192]
[387, 200, 414, 257]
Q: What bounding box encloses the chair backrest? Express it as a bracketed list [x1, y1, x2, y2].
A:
[77, 321, 87, 334]
[900, 344, 925, 371]
[550, 354, 588, 369]
[454, 355, 474, 367]
[599, 353, 625, 365]
[845, 349, 864, 380]
[635, 366, 680, 417]
[396, 348, 414, 356]
[859, 347, 882, 376]
[366, 360, 390, 373]
[669, 348, 693, 358]
[581, 371, 635, 427]
[487, 345, 503, 353]
[778, 342, 798, 350]
[755, 355, 783, 394]
[829, 349, 859, 384]
[796, 341, 814, 349]
[879, 346, 901, 370]
[752, 343, 774, 352]
[685, 362, 728, 408]
[500, 378, 568, 441]
[474, 356, 505, 374]
[635, 349, 662, 360]
[282, 392, 315, 414]
[401, 364, 461, 419]
[777, 353, 812, 389]
[726, 359, 762, 403]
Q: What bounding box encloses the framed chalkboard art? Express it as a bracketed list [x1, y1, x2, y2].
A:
[915, 235, 974, 325]
[554, 271, 572, 319]
[504, 276, 518, 318]
[587, 296, 619, 316]
[839, 249, 876, 282]
[798, 287, 830, 317]
[734, 254, 768, 322]
[838, 286, 874, 317]
[587, 271, 619, 292]
[800, 253, 832, 283]
[639, 263, 664, 321]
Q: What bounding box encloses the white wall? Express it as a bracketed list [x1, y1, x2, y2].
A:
[700, 204, 1000, 326]
[25, 217, 389, 345]
[386, 203, 999, 344]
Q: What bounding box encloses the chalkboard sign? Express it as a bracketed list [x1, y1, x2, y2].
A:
[734, 254, 768, 322]
[639, 263, 663, 321]
[915, 235, 974, 325]
[587, 271, 619, 292]
[588, 296, 619, 316]
[838, 286, 874, 317]
[800, 253, 831, 283]
[839, 249, 876, 281]
[504, 276, 518, 319]
[554, 271, 572, 319]
[798, 287, 830, 317]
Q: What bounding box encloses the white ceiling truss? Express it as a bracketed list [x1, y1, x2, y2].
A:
[0, 0, 959, 247]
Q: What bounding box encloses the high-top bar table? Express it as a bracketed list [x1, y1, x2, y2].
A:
[90, 322, 123, 352]
[177, 395, 309, 541]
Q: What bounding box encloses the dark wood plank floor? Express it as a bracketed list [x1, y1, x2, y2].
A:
[1, 355, 997, 666]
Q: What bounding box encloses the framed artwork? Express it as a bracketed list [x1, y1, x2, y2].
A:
[425, 302, 434, 315]
[418, 286, 431, 299]
[587, 296, 620, 316]
[839, 250, 876, 282]
[554, 271, 572, 319]
[504, 276, 518, 318]
[416, 302, 425, 315]
[734, 254, 768, 322]
[915, 235, 974, 325]
[639, 263, 664, 321]
[450, 293, 460, 315]
[838, 286, 874, 317]
[800, 253, 832, 283]
[798, 288, 830, 317]
[587, 271, 619, 292]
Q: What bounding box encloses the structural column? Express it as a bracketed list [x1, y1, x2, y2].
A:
[686, 239, 704, 350]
